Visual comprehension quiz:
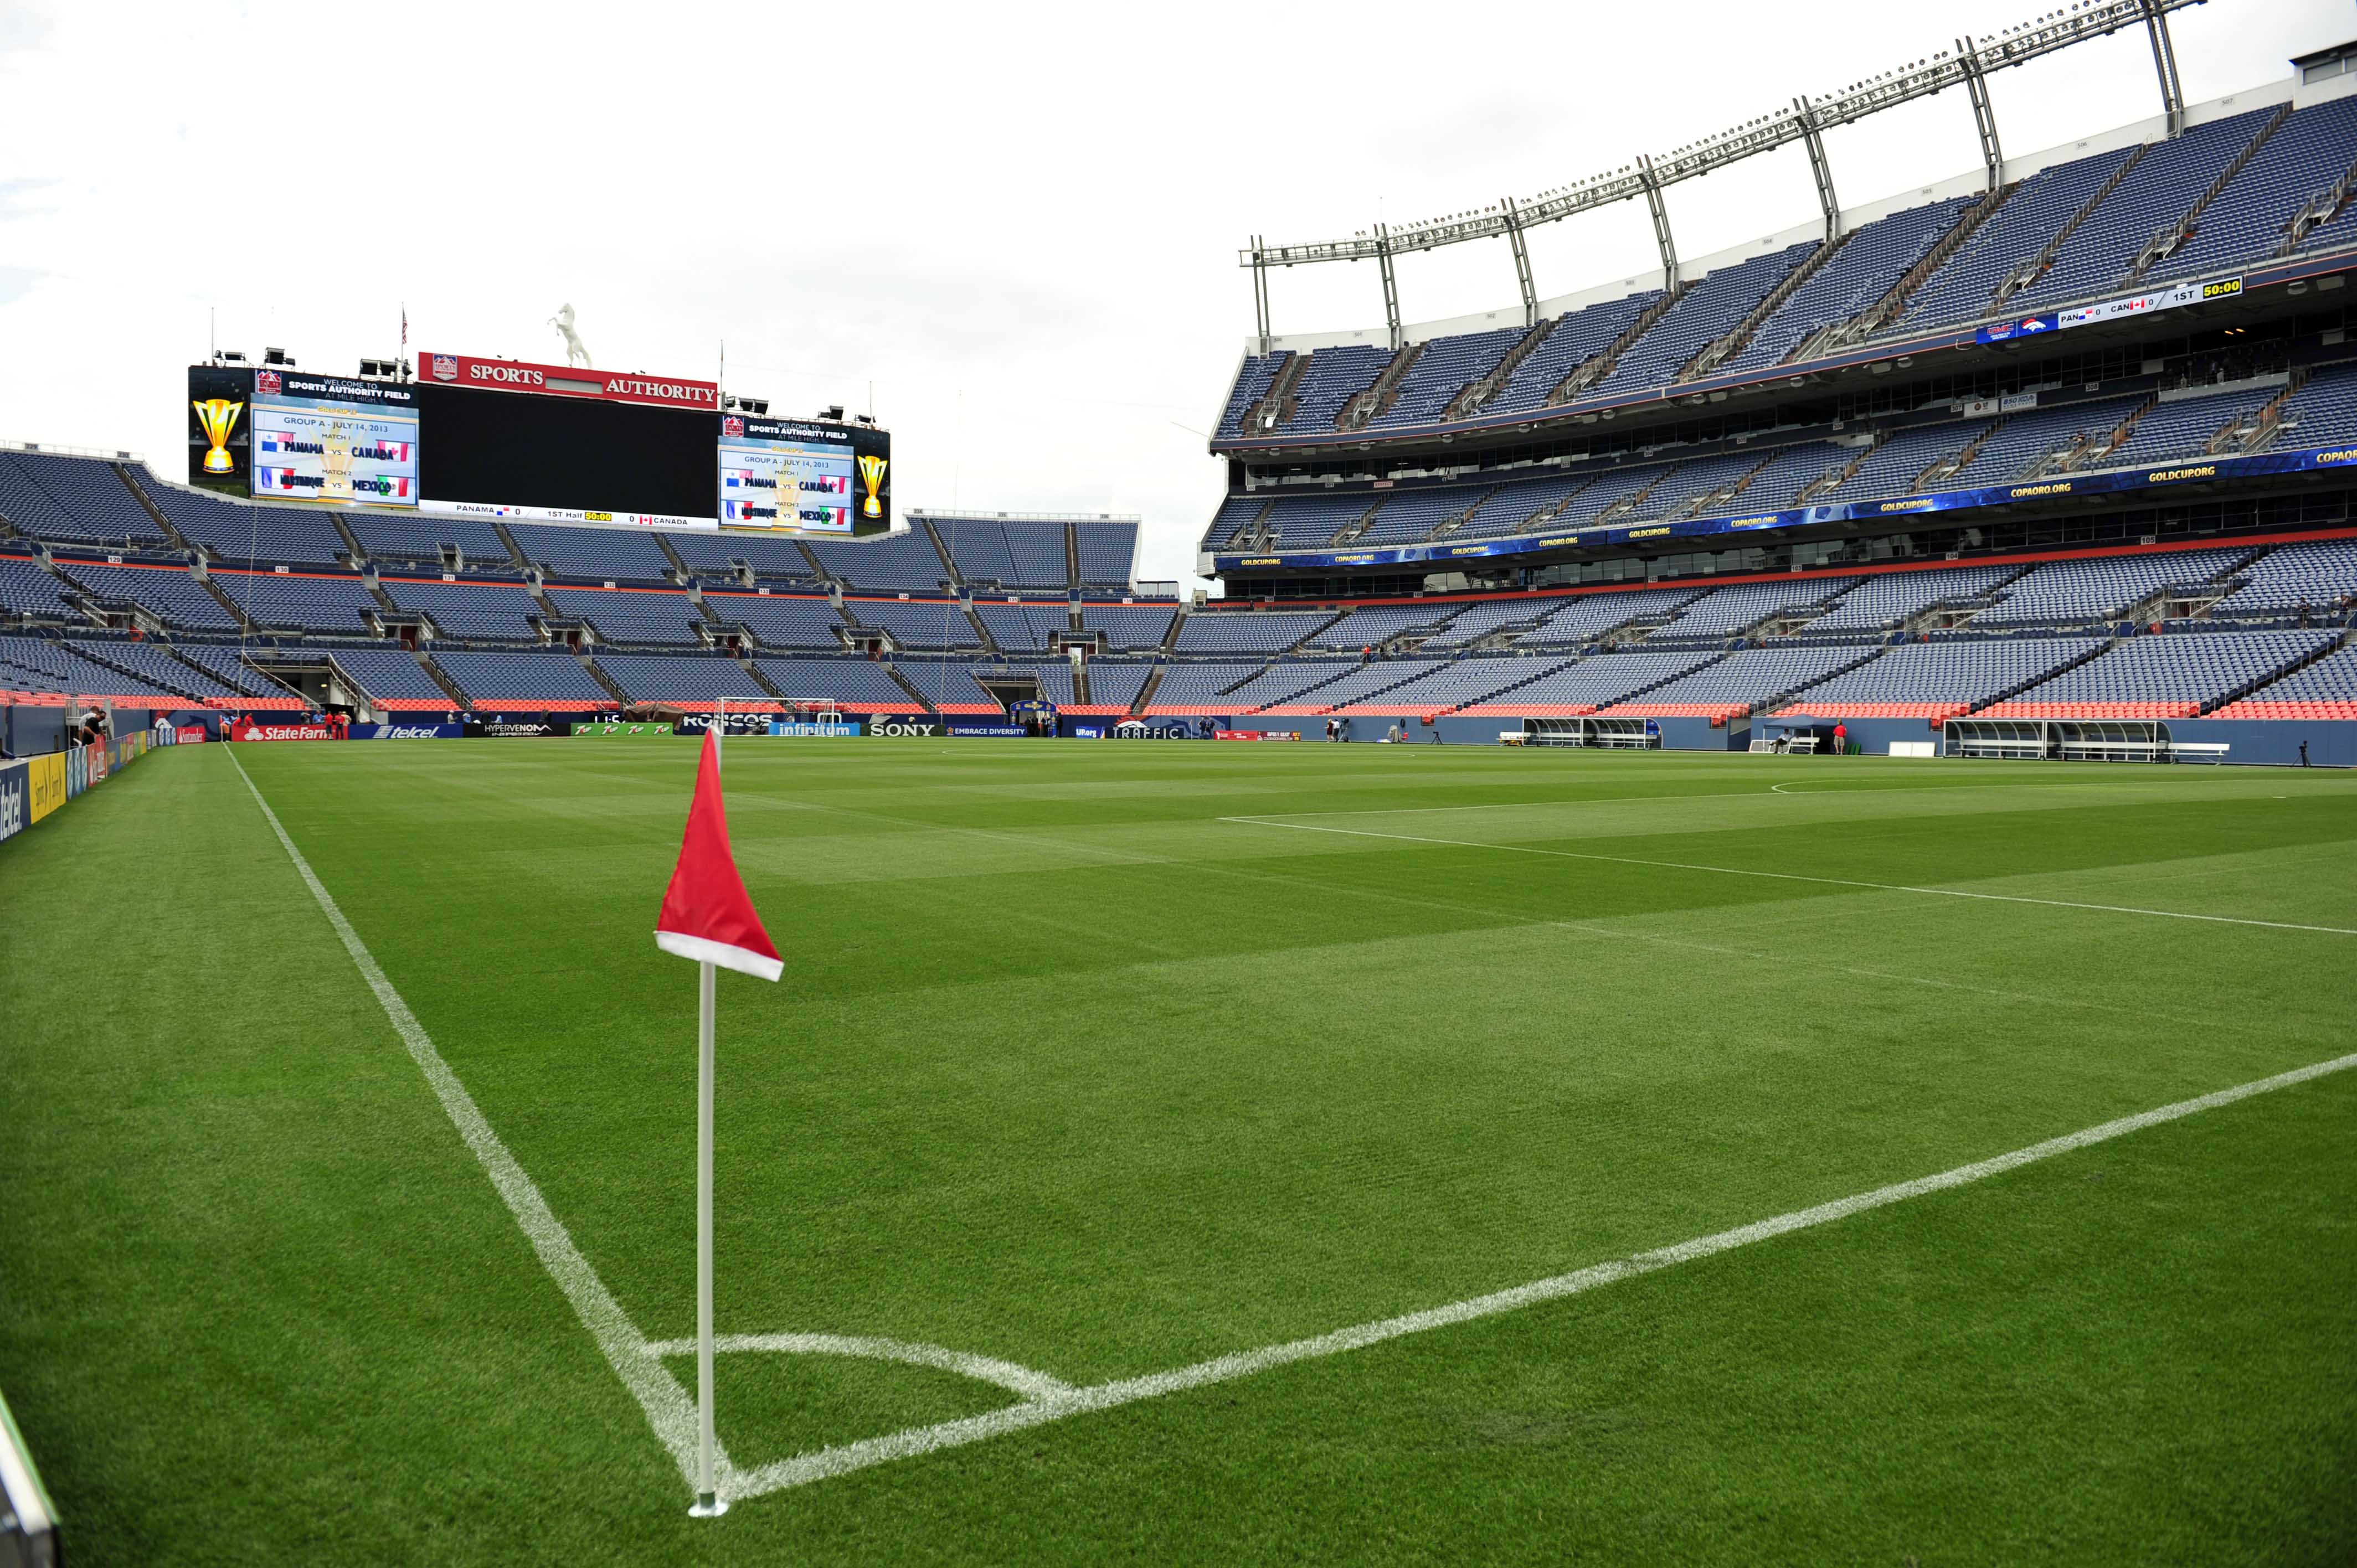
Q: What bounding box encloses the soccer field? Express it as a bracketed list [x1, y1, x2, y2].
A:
[3, 737, 2353, 1564]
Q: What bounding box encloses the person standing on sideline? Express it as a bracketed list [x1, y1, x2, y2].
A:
[1832, 720, 1849, 756]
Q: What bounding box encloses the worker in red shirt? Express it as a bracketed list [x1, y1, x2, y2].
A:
[1832, 720, 1849, 756]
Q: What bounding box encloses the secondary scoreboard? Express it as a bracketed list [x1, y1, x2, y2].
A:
[186, 354, 890, 537]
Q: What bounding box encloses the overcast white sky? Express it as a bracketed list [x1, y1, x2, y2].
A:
[0, 0, 2347, 585]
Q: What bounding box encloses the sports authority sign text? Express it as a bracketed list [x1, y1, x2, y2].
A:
[424, 352, 719, 410]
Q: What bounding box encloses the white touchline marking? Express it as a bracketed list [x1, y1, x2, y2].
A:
[724, 1047, 2357, 1499]
[644, 1334, 1073, 1402]
[1218, 816, 2357, 936]
[226, 750, 716, 1492]
[230, 749, 2357, 1508]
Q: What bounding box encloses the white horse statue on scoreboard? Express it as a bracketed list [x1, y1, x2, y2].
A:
[549, 303, 593, 368]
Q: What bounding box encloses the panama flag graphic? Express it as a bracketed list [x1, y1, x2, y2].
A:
[653, 715, 779, 1518]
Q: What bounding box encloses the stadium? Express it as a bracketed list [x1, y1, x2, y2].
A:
[2, 0, 2354, 1561]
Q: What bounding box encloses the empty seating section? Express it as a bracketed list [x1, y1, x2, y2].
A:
[344, 512, 515, 572]
[1172, 609, 1336, 655]
[1458, 649, 1719, 714]
[2018, 110, 2273, 310]
[1489, 292, 1662, 413]
[928, 519, 1017, 587]
[1357, 487, 1482, 545]
[68, 639, 243, 700]
[1522, 586, 1706, 647]
[593, 653, 774, 705]
[0, 636, 186, 701]
[2209, 538, 2357, 616]
[1280, 345, 1392, 432]
[50, 563, 239, 629]
[2210, 644, 2357, 718]
[326, 647, 458, 708]
[143, 484, 350, 565]
[702, 593, 845, 648]
[1259, 491, 1383, 549]
[430, 650, 611, 709]
[974, 602, 1068, 653]
[1455, 471, 1593, 539]
[1591, 244, 1816, 399]
[1824, 423, 1985, 501]
[172, 644, 297, 699]
[1724, 199, 1974, 373]
[1977, 546, 2248, 626]
[1802, 563, 2020, 634]
[750, 658, 914, 710]
[0, 556, 72, 615]
[1222, 661, 1356, 711]
[1649, 576, 1859, 641]
[1306, 604, 1463, 649]
[382, 579, 544, 641]
[1336, 654, 1573, 714]
[803, 529, 952, 590]
[1, 453, 164, 546]
[1602, 644, 1868, 717]
[507, 523, 673, 582]
[1141, 662, 1262, 712]
[2165, 96, 2357, 276]
[215, 571, 379, 634]
[1080, 662, 1152, 711]
[2100, 385, 2276, 468]
[896, 663, 992, 711]
[662, 530, 819, 584]
[1368, 327, 1525, 429]
[1983, 629, 2335, 717]
[845, 599, 983, 651]
[1260, 658, 1451, 711]
[543, 586, 704, 644]
[1947, 395, 2147, 486]
[1625, 451, 1770, 524]
[1779, 637, 2101, 717]
[1079, 604, 1175, 649]
[1897, 146, 2139, 333]
[1723, 442, 1851, 511]
[2271, 363, 2357, 449]
[1207, 495, 1269, 545]
[1216, 352, 1288, 439]
[1417, 598, 1557, 648]
[1073, 522, 1137, 587]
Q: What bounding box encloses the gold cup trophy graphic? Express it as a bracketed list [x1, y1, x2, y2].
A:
[857, 454, 888, 520]
[193, 399, 244, 473]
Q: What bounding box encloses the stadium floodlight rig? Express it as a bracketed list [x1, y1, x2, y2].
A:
[1239, 0, 2204, 352]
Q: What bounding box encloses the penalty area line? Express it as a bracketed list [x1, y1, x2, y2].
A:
[729, 1046, 2357, 1498]
[1217, 815, 2357, 936]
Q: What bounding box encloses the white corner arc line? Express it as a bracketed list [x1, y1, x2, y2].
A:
[1217, 815, 2357, 936]
[724, 1046, 2357, 1498]
[227, 750, 713, 1489]
[642, 1334, 1073, 1401]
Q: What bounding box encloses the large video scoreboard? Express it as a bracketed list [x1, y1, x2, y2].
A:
[187, 353, 890, 536]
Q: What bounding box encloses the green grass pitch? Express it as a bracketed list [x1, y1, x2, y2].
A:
[2, 736, 2353, 1564]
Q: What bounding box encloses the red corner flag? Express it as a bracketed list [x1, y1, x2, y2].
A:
[654, 727, 782, 981]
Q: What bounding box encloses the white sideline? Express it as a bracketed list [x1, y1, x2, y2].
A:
[1219, 815, 2357, 936]
[225, 750, 716, 1490]
[230, 750, 2357, 1507]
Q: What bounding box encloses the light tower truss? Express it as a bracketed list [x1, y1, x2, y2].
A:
[1238, 0, 2203, 339]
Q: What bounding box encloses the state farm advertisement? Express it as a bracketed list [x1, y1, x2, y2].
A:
[230, 719, 341, 741]
[421, 352, 719, 410]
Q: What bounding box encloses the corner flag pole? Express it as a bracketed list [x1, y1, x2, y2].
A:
[653, 694, 780, 1518]
[691, 697, 725, 1518]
